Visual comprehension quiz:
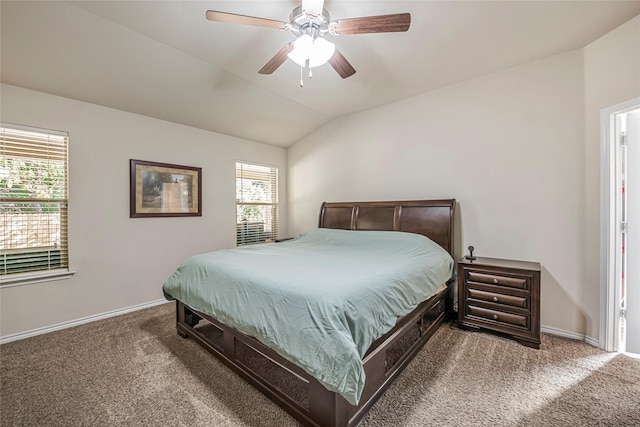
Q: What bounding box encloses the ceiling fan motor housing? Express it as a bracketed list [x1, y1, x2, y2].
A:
[289, 6, 331, 38]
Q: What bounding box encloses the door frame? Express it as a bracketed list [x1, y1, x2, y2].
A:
[600, 96, 640, 352]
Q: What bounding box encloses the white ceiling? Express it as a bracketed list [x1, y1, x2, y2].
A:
[2, 1, 639, 147]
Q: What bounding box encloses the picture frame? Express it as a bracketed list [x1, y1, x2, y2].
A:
[130, 159, 202, 218]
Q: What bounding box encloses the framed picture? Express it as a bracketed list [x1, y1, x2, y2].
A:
[130, 159, 202, 218]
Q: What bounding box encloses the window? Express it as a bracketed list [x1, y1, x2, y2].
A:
[1, 124, 69, 281]
[236, 162, 278, 246]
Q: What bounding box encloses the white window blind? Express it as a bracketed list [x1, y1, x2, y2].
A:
[236, 162, 278, 246]
[0, 124, 69, 277]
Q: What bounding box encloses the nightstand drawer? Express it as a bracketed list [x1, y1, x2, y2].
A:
[467, 288, 528, 308]
[468, 305, 528, 328]
[467, 271, 528, 290]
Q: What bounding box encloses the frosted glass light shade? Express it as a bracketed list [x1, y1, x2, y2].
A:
[287, 35, 336, 68]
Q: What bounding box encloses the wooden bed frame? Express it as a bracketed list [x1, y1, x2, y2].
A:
[174, 199, 456, 427]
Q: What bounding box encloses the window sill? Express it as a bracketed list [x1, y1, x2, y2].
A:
[0, 269, 76, 288]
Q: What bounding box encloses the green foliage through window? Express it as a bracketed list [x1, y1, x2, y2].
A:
[1, 125, 69, 276]
[236, 162, 278, 246]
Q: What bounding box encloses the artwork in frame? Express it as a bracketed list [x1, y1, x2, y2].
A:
[130, 159, 202, 218]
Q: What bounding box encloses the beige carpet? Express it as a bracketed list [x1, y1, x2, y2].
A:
[1, 303, 639, 426]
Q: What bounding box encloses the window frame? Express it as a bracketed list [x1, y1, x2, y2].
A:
[0, 123, 74, 287]
[235, 161, 279, 246]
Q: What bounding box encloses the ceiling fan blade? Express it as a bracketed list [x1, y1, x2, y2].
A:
[301, 0, 325, 16]
[328, 48, 356, 79]
[333, 13, 411, 35]
[258, 43, 294, 74]
[205, 10, 287, 30]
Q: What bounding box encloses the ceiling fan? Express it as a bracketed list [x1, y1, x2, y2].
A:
[206, 0, 411, 85]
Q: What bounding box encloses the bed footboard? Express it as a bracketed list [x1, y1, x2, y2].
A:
[174, 282, 452, 427]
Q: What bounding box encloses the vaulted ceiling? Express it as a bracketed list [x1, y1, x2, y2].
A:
[2, 1, 639, 147]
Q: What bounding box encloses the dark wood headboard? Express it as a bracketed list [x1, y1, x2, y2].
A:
[318, 199, 456, 257]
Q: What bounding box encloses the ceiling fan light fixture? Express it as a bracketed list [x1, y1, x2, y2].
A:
[287, 34, 335, 68]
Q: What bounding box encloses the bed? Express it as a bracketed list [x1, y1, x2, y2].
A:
[163, 199, 456, 427]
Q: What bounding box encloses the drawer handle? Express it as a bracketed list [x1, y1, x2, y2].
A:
[493, 314, 498, 320]
[493, 278, 499, 284]
[493, 296, 499, 302]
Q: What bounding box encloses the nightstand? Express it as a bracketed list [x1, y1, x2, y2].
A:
[457, 257, 541, 349]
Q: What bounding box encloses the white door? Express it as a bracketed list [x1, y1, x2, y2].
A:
[623, 109, 640, 354]
[603, 99, 640, 356]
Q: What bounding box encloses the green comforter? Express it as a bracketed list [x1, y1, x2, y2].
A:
[162, 228, 454, 405]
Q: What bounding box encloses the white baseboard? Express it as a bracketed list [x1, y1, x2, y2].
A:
[0, 299, 170, 345]
[584, 335, 601, 348]
[541, 325, 601, 349]
[2, 304, 605, 350]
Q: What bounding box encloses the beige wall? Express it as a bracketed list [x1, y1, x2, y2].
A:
[0, 83, 287, 338]
[288, 50, 587, 336]
[583, 15, 640, 340]
[288, 15, 640, 341]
